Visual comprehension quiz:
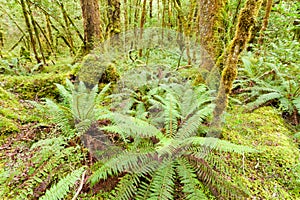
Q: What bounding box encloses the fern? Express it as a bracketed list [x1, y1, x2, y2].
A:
[148, 161, 175, 200]
[99, 112, 164, 140]
[176, 158, 208, 200]
[40, 167, 85, 200]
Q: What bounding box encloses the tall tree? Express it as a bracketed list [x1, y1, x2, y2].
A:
[80, 0, 103, 52]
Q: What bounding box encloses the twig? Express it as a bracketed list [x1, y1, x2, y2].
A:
[72, 170, 86, 200]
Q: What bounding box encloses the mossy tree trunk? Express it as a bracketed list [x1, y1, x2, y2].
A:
[26, 0, 47, 66]
[208, 0, 263, 138]
[20, 0, 40, 64]
[80, 0, 103, 52]
[257, 0, 273, 48]
[106, 0, 121, 38]
[199, 0, 226, 69]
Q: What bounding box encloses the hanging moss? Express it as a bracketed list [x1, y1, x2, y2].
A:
[209, 0, 263, 138]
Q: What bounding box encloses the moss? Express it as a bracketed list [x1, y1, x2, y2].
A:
[221, 106, 300, 199]
[74, 54, 119, 88]
[0, 116, 19, 133]
[0, 87, 41, 134]
[0, 72, 68, 100]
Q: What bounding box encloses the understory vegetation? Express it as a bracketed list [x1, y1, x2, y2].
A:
[0, 0, 299, 199]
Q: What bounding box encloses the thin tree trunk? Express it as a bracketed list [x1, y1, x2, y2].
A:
[26, 0, 46, 66]
[20, 0, 40, 63]
[123, 0, 129, 30]
[257, 0, 273, 47]
[149, 0, 153, 18]
[139, 0, 147, 57]
[57, 1, 74, 54]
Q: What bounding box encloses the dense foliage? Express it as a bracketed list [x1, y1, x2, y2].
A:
[0, 0, 299, 199]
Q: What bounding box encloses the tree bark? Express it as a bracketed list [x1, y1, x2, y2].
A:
[80, 0, 103, 52]
[20, 0, 40, 63]
[199, 0, 226, 71]
[257, 0, 273, 47]
[208, 0, 263, 138]
[106, 0, 121, 38]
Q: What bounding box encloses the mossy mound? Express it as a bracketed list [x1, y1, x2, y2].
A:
[222, 106, 300, 199]
[0, 87, 42, 134]
[0, 72, 68, 100]
[0, 87, 25, 133]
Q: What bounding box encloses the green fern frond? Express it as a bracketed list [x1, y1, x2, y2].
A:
[149, 161, 175, 200]
[184, 137, 257, 154]
[247, 92, 282, 110]
[175, 105, 214, 139]
[89, 151, 156, 186]
[55, 81, 73, 105]
[152, 93, 180, 136]
[293, 97, 300, 113]
[99, 112, 164, 140]
[110, 174, 140, 200]
[95, 83, 111, 105]
[176, 158, 208, 200]
[40, 167, 85, 200]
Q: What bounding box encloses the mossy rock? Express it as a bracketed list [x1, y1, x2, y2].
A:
[72, 54, 120, 88]
[221, 106, 300, 199]
[0, 72, 68, 100]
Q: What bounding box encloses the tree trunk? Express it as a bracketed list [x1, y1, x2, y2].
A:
[199, 0, 226, 70]
[257, 0, 273, 48]
[106, 0, 121, 38]
[208, 0, 263, 138]
[20, 0, 40, 63]
[80, 0, 103, 52]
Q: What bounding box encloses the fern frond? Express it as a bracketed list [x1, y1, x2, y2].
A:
[247, 92, 282, 110]
[99, 112, 164, 140]
[293, 96, 300, 113]
[176, 158, 208, 200]
[153, 93, 180, 136]
[89, 151, 156, 186]
[55, 82, 72, 105]
[184, 137, 257, 154]
[95, 83, 111, 105]
[40, 167, 85, 200]
[44, 98, 73, 132]
[149, 161, 175, 200]
[110, 174, 140, 200]
[175, 104, 214, 139]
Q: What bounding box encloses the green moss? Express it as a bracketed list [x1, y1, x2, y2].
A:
[221, 106, 300, 199]
[74, 54, 119, 88]
[0, 116, 19, 133]
[0, 72, 68, 100]
[0, 87, 41, 134]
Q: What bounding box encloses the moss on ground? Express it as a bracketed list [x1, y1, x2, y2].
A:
[0, 87, 41, 134]
[221, 106, 300, 199]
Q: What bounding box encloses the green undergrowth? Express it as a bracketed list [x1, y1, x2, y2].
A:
[0, 87, 36, 134]
[221, 106, 300, 199]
